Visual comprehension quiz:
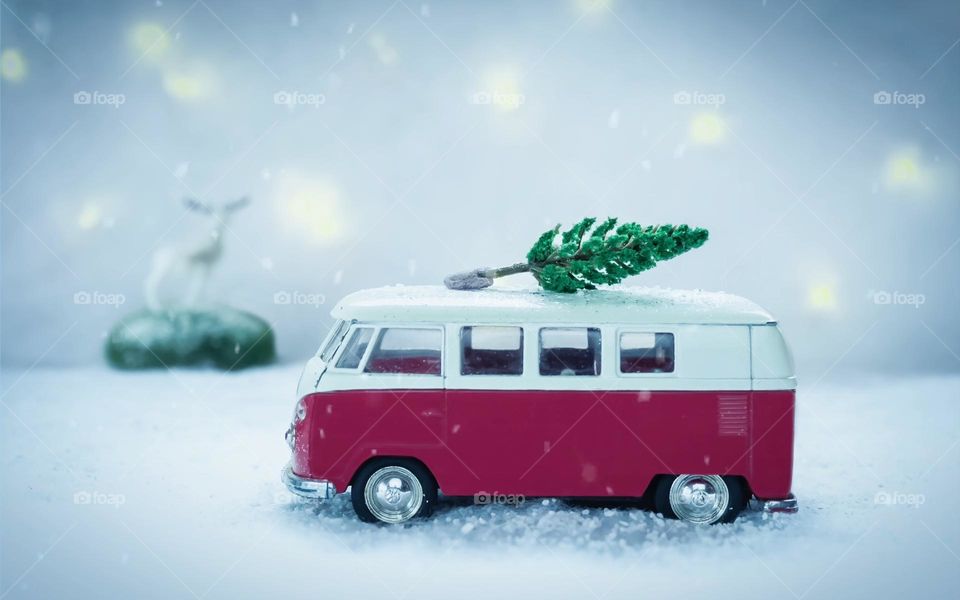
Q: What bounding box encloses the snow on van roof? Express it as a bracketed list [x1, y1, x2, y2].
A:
[331, 285, 775, 325]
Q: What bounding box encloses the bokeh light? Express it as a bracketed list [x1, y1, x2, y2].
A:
[479, 66, 525, 112]
[275, 171, 347, 243]
[689, 113, 726, 145]
[884, 148, 931, 192]
[0, 48, 27, 83]
[368, 33, 399, 66]
[808, 283, 838, 311]
[128, 22, 171, 63]
[575, 0, 615, 14]
[162, 63, 218, 101]
[76, 203, 104, 230]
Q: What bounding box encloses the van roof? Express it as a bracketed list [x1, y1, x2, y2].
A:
[331, 285, 775, 325]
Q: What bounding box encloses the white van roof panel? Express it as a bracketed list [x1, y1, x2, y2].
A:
[331, 285, 775, 325]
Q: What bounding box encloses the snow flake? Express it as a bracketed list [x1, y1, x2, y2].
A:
[607, 109, 620, 129]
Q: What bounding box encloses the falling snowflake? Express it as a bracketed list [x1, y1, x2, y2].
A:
[607, 109, 620, 129]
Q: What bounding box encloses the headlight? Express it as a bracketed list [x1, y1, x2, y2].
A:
[294, 398, 306, 423]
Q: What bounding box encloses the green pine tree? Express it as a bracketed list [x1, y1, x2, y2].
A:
[444, 218, 709, 292]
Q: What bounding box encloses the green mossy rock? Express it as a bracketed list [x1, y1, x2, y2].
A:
[106, 307, 276, 370]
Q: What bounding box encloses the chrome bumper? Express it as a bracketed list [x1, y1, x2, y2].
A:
[752, 493, 799, 514]
[281, 464, 337, 500]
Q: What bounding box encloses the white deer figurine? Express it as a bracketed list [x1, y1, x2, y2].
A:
[144, 196, 250, 310]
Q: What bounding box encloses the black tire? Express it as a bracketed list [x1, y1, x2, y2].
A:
[351, 459, 437, 524]
[653, 475, 747, 524]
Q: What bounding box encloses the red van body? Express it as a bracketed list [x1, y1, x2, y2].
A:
[283, 286, 798, 520]
[290, 388, 794, 500]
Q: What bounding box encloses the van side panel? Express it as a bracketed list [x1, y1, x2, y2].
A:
[443, 389, 755, 497]
[296, 389, 447, 492]
[748, 390, 795, 499]
[297, 388, 793, 500]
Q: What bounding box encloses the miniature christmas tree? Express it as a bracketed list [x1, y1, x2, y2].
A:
[445, 218, 709, 292]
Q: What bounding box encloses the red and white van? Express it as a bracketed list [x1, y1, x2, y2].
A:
[282, 285, 798, 525]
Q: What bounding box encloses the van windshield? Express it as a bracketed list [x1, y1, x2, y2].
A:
[319, 320, 349, 361]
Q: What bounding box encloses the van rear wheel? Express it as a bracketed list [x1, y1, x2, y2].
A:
[654, 474, 746, 524]
[352, 460, 437, 524]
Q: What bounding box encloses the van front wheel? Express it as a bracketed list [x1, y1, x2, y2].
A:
[352, 460, 437, 524]
[654, 474, 746, 524]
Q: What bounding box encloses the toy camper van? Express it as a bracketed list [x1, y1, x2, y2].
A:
[283, 286, 797, 525]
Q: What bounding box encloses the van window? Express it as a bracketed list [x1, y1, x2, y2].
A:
[461, 326, 523, 375]
[364, 328, 442, 375]
[335, 327, 374, 369]
[319, 319, 349, 362]
[539, 328, 601, 376]
[620, 332, 675, 373]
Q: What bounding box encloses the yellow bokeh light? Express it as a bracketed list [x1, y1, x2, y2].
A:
[884, 149, 929, 191]
[479, 67, 525, 112]
[275, 172, 346, 243]
[162, 63, 217, 101]
[1, 48, 27, 83]
[808, 284, 837, 311]
[689, 113, 726, 145]
[77, 203, 103, 230]
[129, 22, 170, 63]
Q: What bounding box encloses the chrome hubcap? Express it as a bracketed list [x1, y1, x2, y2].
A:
[668, 474, 729, 524]
[364, 466, 423, 523]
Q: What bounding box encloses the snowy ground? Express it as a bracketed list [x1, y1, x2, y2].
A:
[1, 365, 958, 599]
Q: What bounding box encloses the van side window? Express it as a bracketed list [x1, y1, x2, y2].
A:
[461, 326, 523, 375]
[335, 327, 373, 369]
[539, 328, 601, 376]
[364, 328, 442, 375]
[620, 332, 675, 373]
[319, 319, 349, 362]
